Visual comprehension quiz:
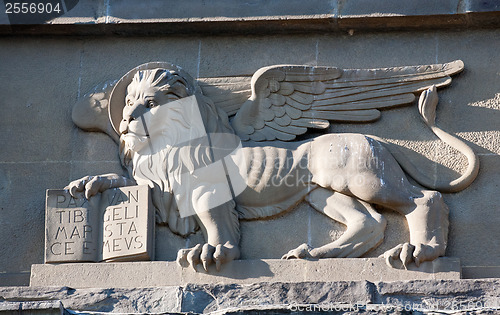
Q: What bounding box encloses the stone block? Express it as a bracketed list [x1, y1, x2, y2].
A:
[4, 279, 500, 313]
[0, 286, 182, 314]
[0, 301, 62, 314]
[30, 257, 460, 288]
[108, 0, 335, 20]
[376, 279, 500, 307]
[182, 281, 374, 313]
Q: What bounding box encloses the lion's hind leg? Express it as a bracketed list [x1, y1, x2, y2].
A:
[381, 190, 449, 268]
[282, 188, 386, 259]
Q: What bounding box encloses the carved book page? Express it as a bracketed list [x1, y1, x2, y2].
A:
[101, 185, 155, 262]
[45, 185, 155, 263]
[45, 190, 101, 263]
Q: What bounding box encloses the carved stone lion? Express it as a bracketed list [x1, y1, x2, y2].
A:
[67, 61, 478, 271]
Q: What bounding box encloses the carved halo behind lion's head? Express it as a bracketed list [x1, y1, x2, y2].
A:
[108, 62, 200, 136]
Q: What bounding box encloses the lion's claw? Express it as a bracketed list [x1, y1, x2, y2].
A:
[177, 243, 239, 272]
[382, 243, 415, 269]
[381, 242, 444, 269]
[65, 174, 135, 199]
[200, 244, 215, 272]
[186, 244, 202, 271]
[281, 243, 312, 260]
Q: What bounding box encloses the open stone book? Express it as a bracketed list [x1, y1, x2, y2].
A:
[45, 185, 155, 263]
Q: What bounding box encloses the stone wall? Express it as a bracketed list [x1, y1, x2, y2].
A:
[0, 0, 499, 286]
[1, 280, 500, 314]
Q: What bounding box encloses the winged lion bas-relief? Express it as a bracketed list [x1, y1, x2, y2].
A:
[67, 60, 479, 271]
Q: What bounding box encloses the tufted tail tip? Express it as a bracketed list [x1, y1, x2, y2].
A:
[418, 85, 439, 126]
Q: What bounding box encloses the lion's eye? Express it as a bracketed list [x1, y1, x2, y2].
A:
[147, 100, 157, 108]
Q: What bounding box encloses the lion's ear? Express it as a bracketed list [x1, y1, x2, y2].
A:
[72, 79, 120, 143]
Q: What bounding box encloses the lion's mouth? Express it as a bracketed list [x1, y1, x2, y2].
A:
[120, 132, 150, 155]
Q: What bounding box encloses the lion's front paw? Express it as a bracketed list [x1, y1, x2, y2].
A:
[281, 243, 313, 260]
[381, 242, 445, 269]
[65, 174, 136, 199]
[176, 243, 240, 272]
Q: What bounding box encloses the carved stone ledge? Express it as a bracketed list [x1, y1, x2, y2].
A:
[30, 258, 460, 288]
[1, 0, 499, 36]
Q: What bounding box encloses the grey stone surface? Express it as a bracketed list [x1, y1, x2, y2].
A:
[0, 38, 79, 163]
[0, 273, 30, 287]
[467, 0, 500, 12]
[0, 301, 62, 314]
[375, 279, 500, 311]
[30, 258, 460, 288]
[0, 286, 181, 313]
[198, 35, 318, 78]
[339, 0, 461, 17]
[446, 155, 500, 268]
[108, 0, 336, 20]
[1, 280, 500, 314]
[239, 204, 313, 260]
[463, 266, 500, 279]
[0, 163, 72, 277]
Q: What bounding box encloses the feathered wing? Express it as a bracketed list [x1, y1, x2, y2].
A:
[213, 60, 465, 141]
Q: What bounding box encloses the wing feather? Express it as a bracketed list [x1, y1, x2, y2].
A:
[206, 61, 463, 141]
[290, 118, 329, 129]
[274, 114, 292, 126]
[314, 94, 416, 111]
[285, 96, 312, 111]
[284, 104, 302, 119]
[314, 78, 450, 102]
[302, 109, 381, 122]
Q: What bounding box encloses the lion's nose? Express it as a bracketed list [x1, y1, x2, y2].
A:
[119, 117, 131, 134]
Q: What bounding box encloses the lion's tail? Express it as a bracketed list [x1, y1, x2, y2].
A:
[373, 86, 479, 193]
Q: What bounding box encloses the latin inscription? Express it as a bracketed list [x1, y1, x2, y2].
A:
[45, 191, 99, 262]
[45, 186, 154, 263]
[101, 189, 145, 257]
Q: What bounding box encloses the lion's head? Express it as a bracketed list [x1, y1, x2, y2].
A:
[118, 68, 235, 163]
